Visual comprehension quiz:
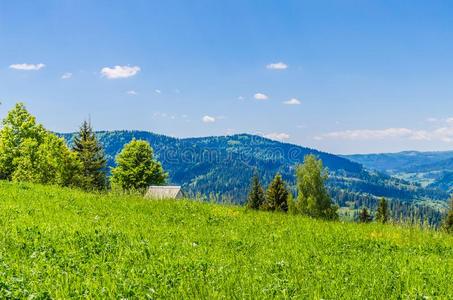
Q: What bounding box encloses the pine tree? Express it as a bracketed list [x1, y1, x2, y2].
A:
[72, 120, 107, 190]
[442, 196, 453, 233]
[296, 154, 338, 220]
[359, 207, 372, 223]
[376, 197, 390, 223]
[262, 173, 289, 212]
[246, 173, 265, 210]
[287, 192, 296, 214]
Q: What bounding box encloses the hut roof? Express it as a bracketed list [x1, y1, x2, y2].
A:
[145, 186, 183, 199]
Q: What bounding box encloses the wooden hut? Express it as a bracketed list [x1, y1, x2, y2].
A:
[145, 186, 184, 199]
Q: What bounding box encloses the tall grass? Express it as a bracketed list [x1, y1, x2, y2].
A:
[0, 181, 452, 299]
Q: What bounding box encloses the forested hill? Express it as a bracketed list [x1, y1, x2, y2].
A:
[344, 151, 453, 194]
[60, 131, 449, 209]
[343, 151, 453, 174]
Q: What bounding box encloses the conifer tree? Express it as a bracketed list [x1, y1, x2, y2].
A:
[262, 173, 289, 212]
[296, 154, 338, 220]
[287, 192, 296, 214]
[72, 120, 107, 190]
[442, 196, 453, 233]
[359, 207, 372, 223]
[246, 173, 265, 209]
[376, 197, 390, 223]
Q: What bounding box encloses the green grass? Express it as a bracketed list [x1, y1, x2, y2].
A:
[0, 181, 452, 299]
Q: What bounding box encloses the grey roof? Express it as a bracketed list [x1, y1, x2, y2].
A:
[145, 186, 183, 199]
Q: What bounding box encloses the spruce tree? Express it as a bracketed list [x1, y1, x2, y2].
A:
[72, 120, 107, 190]
[262, 173, 289, 212]
[246, 173, 265, 210]
[359, 207, 372, 223]
[442, 196, 453, 233]
[376, 197, 390, 223]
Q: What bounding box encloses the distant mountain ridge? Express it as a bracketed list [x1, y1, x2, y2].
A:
[344, 151, 453, 194]
[60, 131, 449, 213]
[343, 151, 453, 173]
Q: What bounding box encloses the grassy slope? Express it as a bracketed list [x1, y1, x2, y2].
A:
[0, 182, 452, 299]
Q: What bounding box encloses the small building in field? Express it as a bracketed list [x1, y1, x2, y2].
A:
[145, 186, 184, 199]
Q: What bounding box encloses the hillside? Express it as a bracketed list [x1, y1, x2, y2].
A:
[343, 151, 453, 174]
[345, 151, 453, 193]
[0, 182, 452, 298]
[60, 131, 449, 217]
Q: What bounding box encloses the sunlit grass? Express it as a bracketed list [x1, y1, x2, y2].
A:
[0, 181, 452, 299]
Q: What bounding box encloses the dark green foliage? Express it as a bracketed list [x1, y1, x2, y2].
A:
[246, 173, 265, 209]
[262, 173, 289, 212]
[296, 154, 338, 220]
[287, 192, 296, 214]
[359, 207, 373, 223]
[59, 131, 450, 224]
[376, 198, 390, 223]
[111, 139, 167, 191]
[443, 197, 453, 233]
[72, 121, 107, 190]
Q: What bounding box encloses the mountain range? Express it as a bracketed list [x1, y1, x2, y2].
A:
[61, 131, 450, 220]
[344, 151, 453, 194]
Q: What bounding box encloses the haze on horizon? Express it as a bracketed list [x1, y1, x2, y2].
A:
[1, 1, 453, 154]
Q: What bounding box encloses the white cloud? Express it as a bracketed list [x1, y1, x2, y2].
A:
[316, 126, 453, 143]
[155, 89, 162, 94]
[152, 112, 167, 119]
[100, 65, 140, 79]
[202, 115, 216, 123]
[316, 128, 414, 141]
[127, 90, 138, 95]
[61, 72, 72, 79]
[266, 62, 288, 70]
[264, 132, 290, 141]
[254, 93, 269, 100]
[238, 96, 245, 101]
[9, 63, 45, 71]
[283, 98, 301, 105]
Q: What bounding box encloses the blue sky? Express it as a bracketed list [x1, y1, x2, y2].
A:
[1, 0, 453, 154]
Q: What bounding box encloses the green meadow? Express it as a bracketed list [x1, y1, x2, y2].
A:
[0, 181, 452, 299]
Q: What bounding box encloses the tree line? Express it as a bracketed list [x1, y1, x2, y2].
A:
[1, 103, 452, 232]
[0, 103, 167, 192]
[246, 162, 453, 231]
[246, 154, 338, 220]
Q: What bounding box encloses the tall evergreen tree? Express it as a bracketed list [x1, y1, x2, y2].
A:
[246, 173, 265, 210]
[262, 173, 289, 212]
[296, 154, 338, 220]
[359, 207, 372, 223]
[72, 120, 107, 190]
[376, 197, 390, 223]
[442, 196, 453, 233]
